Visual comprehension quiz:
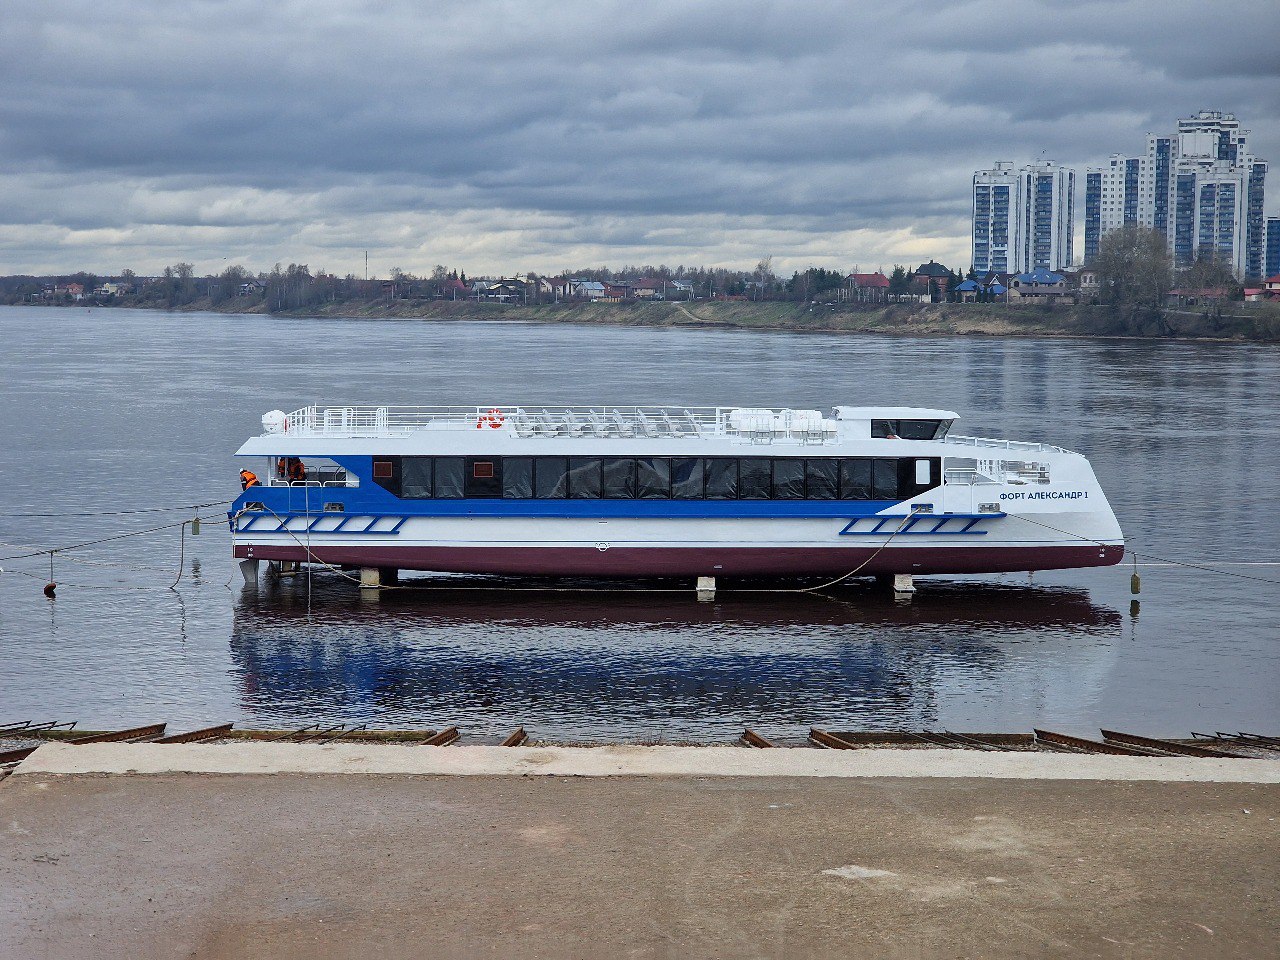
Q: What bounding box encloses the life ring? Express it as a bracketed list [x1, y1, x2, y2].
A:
[476, 407, 506, 429]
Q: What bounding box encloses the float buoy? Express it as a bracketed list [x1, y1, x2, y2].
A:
[44, 582, 57, 599]
[476, 408, 506, 429]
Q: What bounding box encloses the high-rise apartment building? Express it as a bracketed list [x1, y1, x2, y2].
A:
[1084, 111, 1268, 278]
[1265, 216, 1280, 279]
[972, 162, 1019, 274]
[972, 160, 1074, 273]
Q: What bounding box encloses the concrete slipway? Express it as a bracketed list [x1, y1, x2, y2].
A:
[2, 743, 1278, 959]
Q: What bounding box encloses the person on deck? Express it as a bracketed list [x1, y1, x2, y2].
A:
[239, 469, 260, 490]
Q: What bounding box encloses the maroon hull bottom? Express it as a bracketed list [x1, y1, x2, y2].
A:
[234, 543, 1125, 577]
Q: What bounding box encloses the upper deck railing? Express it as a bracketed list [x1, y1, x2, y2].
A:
[944, 434, 1071, 455]
[276, 405, 840, 443]
[269, 405, 1072, 452]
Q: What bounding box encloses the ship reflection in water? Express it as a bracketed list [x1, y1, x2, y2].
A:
[229, 575, 1124, 743]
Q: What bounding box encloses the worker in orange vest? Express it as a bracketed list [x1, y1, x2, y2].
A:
[239, 468, 260, 490]
[275, 457, 306, 483]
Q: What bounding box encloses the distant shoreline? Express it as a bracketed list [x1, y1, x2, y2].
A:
[11, 297, 1280, 343]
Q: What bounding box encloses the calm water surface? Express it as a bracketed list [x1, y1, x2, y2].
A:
[1, 306, 1277, 742]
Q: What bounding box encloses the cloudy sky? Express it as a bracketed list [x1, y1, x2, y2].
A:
[2, 0, 1277, 277]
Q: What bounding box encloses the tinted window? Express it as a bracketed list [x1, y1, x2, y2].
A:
[636, 457, 671, 498]
[840, 459, 872, 499]
[568, 457, 602, 498]
[602, 458, 636, 499]
[401, 457, 432, 499]
[465, 458, 502, 498]
[739, 458, 771, 499]
[434, 457, 465, 498]
[503, 457, 533, 498]
[772, 459, 805, 499]
[806, 459, 838, 499]
[872, 458, 899, 499]
[534, 457, 568, 498]
[871, 420, 897, 438]
[898, 420, 941, 440]
[372, 457, 401, 496]
[671, 458, 704, 499]
[705, 458, 738, 499]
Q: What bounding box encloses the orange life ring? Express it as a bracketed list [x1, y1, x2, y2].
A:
[476, 408, 506, 429]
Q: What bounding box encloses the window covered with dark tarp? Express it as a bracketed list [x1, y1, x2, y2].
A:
[805, 459, 838, 499]
[705, 458, 738, 499]
[839, 458, 871, 499]
[568, 457, 602, 498]
[772, 459, 805, 499]
[671, 458, 704, 499]
[534, 457, 568, 499]
[602, 458, 636, 499]
[503, 457, 533, 499]
[872, 458, 900, 499]
[433, 457, 465, 498]
[400, 457, 432, 499]
[636, 457, 671, 498]
[739, 458, 771, 499]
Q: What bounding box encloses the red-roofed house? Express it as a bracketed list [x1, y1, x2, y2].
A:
[848, 272, 890, 303]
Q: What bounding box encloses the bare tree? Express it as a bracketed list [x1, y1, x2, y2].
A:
[1095, 226, 1172, 311]
[754, 256, 774, 301]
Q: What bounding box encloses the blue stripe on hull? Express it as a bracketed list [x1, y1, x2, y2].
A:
[233, 496, 907, 520]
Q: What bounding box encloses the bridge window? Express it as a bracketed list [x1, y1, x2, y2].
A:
[872, 419, 944, 440]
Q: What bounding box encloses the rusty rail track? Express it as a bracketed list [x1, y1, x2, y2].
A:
[156, 723, 234, 744]
[501, 727, 528, 747]
[808, 727, 857, 750]
[67, 723, 166, 745]
[0, 745, 39, 765]
[740, 728, 775, 749]
[1033, 729, 1153, 756]
[422, 726, 460, 746]
[1100, 729, 1248, 759]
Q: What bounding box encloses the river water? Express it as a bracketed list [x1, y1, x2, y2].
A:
[1, 306, 1277, 742]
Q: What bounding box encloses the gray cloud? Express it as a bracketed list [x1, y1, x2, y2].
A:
[0, 0, 1276, 275]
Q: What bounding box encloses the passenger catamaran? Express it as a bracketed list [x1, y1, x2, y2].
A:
[229, 404, 1124, 590]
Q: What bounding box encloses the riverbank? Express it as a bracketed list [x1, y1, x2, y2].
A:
[4, 744, 1277, 959]
[28, 296, 1280, 341]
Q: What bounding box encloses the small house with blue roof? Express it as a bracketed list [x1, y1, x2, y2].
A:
[1009, 267, 1069, 300]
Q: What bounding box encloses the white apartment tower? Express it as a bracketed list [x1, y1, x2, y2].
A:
[972, 160, 1075, 273]
[1084, 111, 1268, 278]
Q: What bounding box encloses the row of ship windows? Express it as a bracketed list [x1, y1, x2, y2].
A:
[371, 456, 941, 501]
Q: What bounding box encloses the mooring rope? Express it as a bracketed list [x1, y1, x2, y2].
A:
[4, 498, 1278, 595]
[1007, 514, 1280, 587]
[0, 499, 232, 519]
